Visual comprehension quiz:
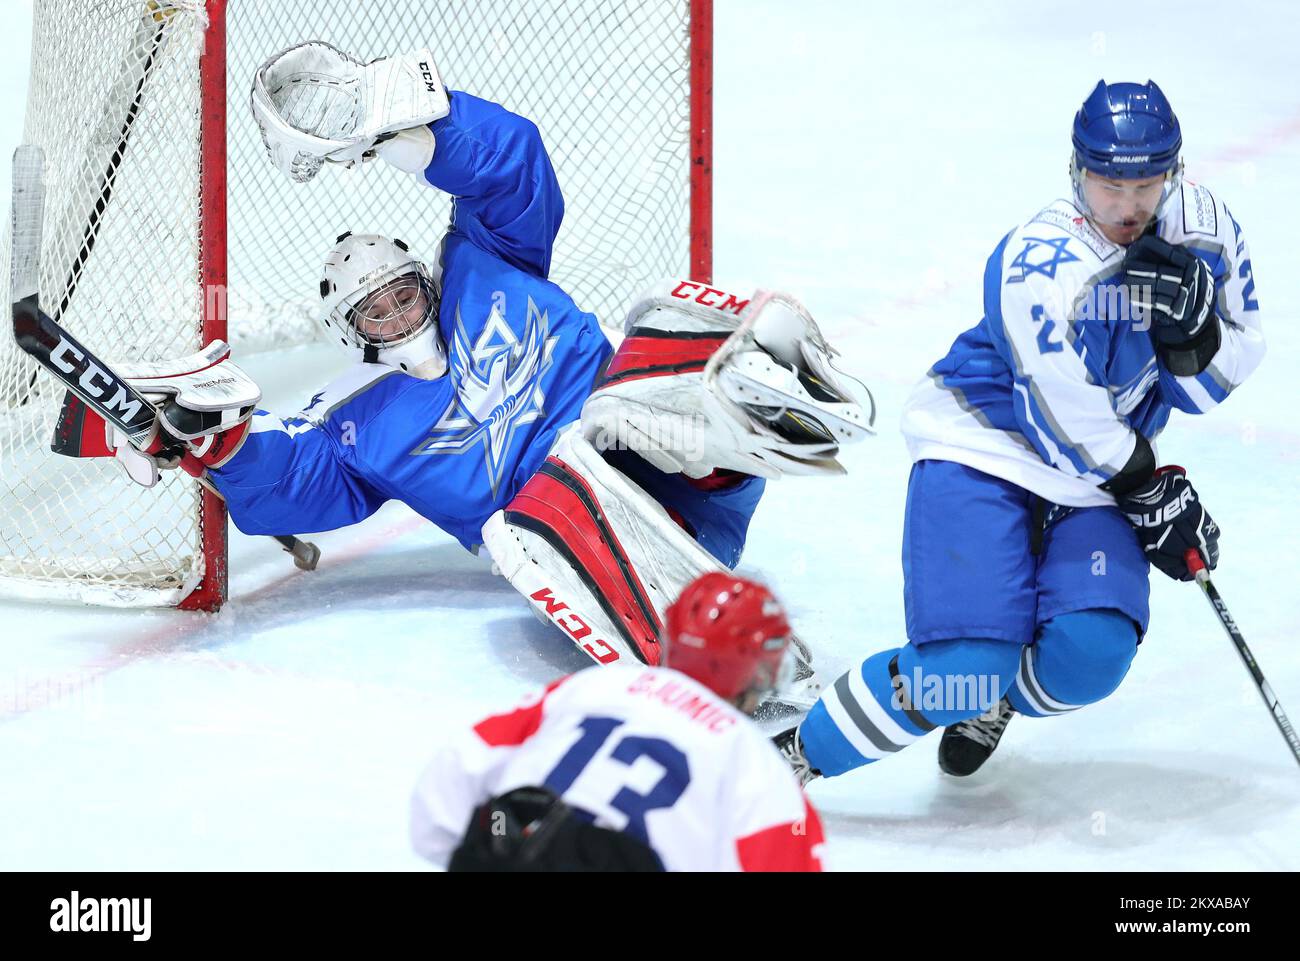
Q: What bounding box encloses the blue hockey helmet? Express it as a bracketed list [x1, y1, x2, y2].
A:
[1072, 79, 1182, 178]
[1070, 80, 1184, 236]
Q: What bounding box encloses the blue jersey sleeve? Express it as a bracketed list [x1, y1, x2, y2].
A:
[422, 91, 564, 279]
[208, 412, 388, 536]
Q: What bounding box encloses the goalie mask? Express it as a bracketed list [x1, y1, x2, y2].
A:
[319, 233, 447, 379]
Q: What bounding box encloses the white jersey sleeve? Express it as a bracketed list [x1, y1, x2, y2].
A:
[409, 675, 571, 869]
[1155, 181, 1266, 413]
[719, 726, 826, 871]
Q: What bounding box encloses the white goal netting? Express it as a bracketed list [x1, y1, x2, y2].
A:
[0, 0, 705, 608]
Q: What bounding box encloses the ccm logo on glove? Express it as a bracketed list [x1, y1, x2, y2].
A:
[419, 61, 439, 92]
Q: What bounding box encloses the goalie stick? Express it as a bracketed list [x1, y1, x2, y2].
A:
[14, 1, 182, 409]
[1185, 549, 1300, 770]
[55, 1, 180, 324]
[10, 144, 319, 578]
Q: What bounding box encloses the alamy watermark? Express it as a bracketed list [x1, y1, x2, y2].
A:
[50, 892, 151, 941]
[587, 415, 708, 466]
[891, 669, 1001, 714]
[1071, 281, 1156, 331]
[2, 671, 103, 718]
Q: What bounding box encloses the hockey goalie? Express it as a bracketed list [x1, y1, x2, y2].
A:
[76, 42, 874, 700]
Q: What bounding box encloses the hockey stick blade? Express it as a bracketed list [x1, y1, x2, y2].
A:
[1185, 548, 1300, 770]
[10, 145, 157, 448]
[12, 146, 314, 578]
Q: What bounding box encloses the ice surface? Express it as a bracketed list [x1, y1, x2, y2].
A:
[1, 0, 1297, 870]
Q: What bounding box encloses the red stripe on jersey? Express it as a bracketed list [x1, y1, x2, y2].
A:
[472, 675, 571, 748]
[735, 796, 825, 872]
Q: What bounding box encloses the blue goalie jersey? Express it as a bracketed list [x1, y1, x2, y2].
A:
[900, 185, 1265, 506]
[209, 92, 614, 550]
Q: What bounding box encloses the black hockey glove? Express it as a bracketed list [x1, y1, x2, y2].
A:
[1116, 465, 1220, 582]
[1123, 235, 1220, 376]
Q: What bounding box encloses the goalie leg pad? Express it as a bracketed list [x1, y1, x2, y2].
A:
[483, 425, 738, 666]
[482, 426, 824, 708]
[601, 446, 764, 570]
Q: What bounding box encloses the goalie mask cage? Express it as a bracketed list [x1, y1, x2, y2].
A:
[0, 0, 712, 610]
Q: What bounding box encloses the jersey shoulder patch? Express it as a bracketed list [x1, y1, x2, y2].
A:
[296, 363, 408, 426]
[1179, 181, 1219, 238]
[1025, 199, 1120, 263]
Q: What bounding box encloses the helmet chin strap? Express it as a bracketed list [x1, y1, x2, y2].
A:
[373, 325, 448, 380]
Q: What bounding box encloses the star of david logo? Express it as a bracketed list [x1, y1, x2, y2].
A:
[409, 296, 558, 497]
[1006, 236, 1079, 284]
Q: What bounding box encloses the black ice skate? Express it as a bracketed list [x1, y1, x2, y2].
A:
[773, 725, 821, 787]
[938, 696, 1015, 777]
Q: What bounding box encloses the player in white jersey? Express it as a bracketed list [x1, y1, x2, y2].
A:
[410, 572, 825, 871]
[775, 80, 1266, 784]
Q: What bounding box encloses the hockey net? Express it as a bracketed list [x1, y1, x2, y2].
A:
[0, 0, 711, 609]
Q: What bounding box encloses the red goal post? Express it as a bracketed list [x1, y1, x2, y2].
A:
[0, 0, 712, 611]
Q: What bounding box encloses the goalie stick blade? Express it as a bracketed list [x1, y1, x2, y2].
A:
[10, 146, 157, 447]
[51, 390, 116, 458]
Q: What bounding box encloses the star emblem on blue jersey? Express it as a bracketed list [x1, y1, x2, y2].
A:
[410, 297, 558, 497]
[1006, 236, 1080, 284]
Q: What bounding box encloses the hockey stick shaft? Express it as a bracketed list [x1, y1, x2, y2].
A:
[13, 5, 176, 410]
[12, 146, 320, 574]
[11, 146, 159, 446]
[55, 4, 173, 322]
[1185, 549, 1300, 769]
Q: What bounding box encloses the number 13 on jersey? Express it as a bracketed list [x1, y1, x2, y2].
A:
[544, 716, 690, 844]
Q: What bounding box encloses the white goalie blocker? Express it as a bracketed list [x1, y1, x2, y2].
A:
[250, 41, 451, 183]
[104, 341, 261, 487]
[36, 337, 265, 490]
[483, 281, 875, 709]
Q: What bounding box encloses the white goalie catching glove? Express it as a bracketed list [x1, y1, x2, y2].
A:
[250, 41, 451, 182]
[107, 341, 261, 488]
[582, 279, 875, 479]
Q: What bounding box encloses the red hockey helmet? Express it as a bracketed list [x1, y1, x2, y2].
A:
[663, 572, 793, 704]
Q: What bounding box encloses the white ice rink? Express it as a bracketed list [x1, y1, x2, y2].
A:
[1, 0, 1298, 870]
